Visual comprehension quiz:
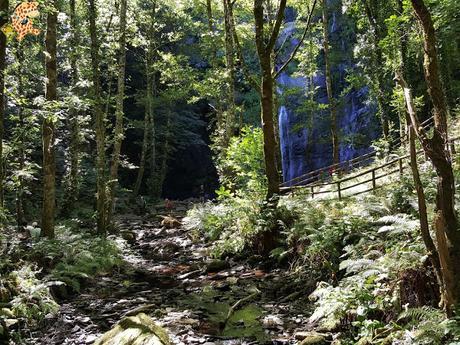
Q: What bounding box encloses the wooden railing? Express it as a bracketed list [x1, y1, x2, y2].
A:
[281, 135, 459, 200]
[281, 117, 434, 188]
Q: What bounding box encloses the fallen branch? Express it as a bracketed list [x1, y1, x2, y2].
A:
[223, 289, 261, 327]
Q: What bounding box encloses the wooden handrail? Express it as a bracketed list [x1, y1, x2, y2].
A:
[281, 116, 435, 187]
[281, 135, 459, 199]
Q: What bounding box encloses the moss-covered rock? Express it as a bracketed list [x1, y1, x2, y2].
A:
[94, 313, 171, 345]
[298, 331, 327, 345]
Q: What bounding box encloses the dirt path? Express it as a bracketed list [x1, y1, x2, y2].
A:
[27, 205, 316, 344]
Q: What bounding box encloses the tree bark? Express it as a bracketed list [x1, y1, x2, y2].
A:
[360, 0, 390, 139]
[322, 0, 339, 166]
[223, 0, 236, 140]
[134, 7, 157, 197]
[88, 0, 107, 234]
[64, 0, 81, 211]
[42, 0, 58, 239]
[155, 106, 171, 199]
[0, 0, 7, 208]
[15, 48, 26, 231]
[407, 0, 460, 313]
[107, 0, 128, 228]
[396, 75, 443, 294]
[254, 0, 283, 198]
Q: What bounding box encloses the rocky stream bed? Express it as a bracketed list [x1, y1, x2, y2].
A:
[24, 203, 326, 345]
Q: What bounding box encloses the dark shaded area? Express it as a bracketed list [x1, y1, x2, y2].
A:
[118, 49, 219, 200]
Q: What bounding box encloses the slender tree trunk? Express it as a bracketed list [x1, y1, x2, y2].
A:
[134, 3, 157, 197]
[65, 0, 81, 210]
[223, 0, 236, 141]
[88, 0, 107, 234]
[42, 1, 58, 239]
[407, 0, 460, 313]
[360, 0, 390, 139]
[400, 86, 443, 293]
[134, 59, 155, 197]
[16, 48, 26, 231]
[148, 73, 157, 196]
[254, 0, 283, 198]
[306, 75, 315, 168]
[322, 0, 339, 166]
[156, 106, 171, 199]
[107, 0, 128, 228]
[0, 0, 7, 208]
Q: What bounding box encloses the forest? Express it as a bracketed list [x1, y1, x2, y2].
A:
[0, 0, 459, 344]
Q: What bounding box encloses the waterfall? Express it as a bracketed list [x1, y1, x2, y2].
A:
[276, 2, 379, 184]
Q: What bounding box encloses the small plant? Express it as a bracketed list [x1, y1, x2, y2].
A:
[29, 226, 123, 292]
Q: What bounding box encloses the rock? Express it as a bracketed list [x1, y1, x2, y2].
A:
[0, 308, 14, 318]
[205, 260, 230, 273]
[297, 331, 327, 345]
[121, 230, 136, 244]
[262, 315, 283, 329]
[160, 216, 181, 229]
[94, 313, 171, 345]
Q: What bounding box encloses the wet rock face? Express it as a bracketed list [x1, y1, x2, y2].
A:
[278, 0, 380, 184]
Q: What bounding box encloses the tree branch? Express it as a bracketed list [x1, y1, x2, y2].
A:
[232, 2, 261, 92]
[394, 71, 430, 146]
[267, 0, 287, 51]
[273, 0, 318, 79]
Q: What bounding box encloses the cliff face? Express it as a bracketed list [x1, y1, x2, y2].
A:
[278, 0, 380, 184]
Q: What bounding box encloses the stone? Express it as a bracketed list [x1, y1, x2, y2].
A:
[94, 313, 172, 345]
[0, 308, 14, 318]
[120, 230, 136, 244]
[297, 331, 327, 345]
[205, 260, 230, 273]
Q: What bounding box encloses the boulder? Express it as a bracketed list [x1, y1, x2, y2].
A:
[94, 313, 171, 345]
[298, 331, 327, 345]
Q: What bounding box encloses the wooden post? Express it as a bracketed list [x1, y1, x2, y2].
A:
[311, 185, 314, 199]
[337, 181, 342, 200]
[399, 158, 404, 176]
[372, 169, 376, 192]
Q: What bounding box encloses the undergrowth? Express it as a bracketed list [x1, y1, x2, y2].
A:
[29, 226, 123, 292]
[0, 224, 123, 342]
[185, 152, 460, 344]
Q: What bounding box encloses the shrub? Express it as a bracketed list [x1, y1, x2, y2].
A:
[29, 226, 122, 292]
[216, 126, 267, 198]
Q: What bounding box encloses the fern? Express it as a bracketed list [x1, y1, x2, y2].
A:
[398, 306, 444, 324]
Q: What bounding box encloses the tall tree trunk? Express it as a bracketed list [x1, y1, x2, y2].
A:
[156, 106, 171, 199]
[360, 0, 390, 139]
[133, 89, 151, 197]
[0, 0, 7, 208]
[306, 75, 315, 168]
[134, 3, 157, 197]
[254, 0, 283, 198]
[88, 0, 107, 234]
[148, 73, 157, 197]
[407, 0, 460, 313]
[134, 58, 155, 197]
[65, 0, 81, 211]
[16, 48, 26, 231]
[223, 0, 236, 141]
[42, 0, 58, 239]
[396, 76, 444, 294]
[107, 0, 128, 228]
[322, 0, 339, 167]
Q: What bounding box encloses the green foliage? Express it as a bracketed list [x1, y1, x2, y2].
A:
[0, 264, 59, 326]
[30, 226, 122, 292]
[397, 306, 460, 344]
[216, 126, 267, 197]
[184, 197, 262, 257]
